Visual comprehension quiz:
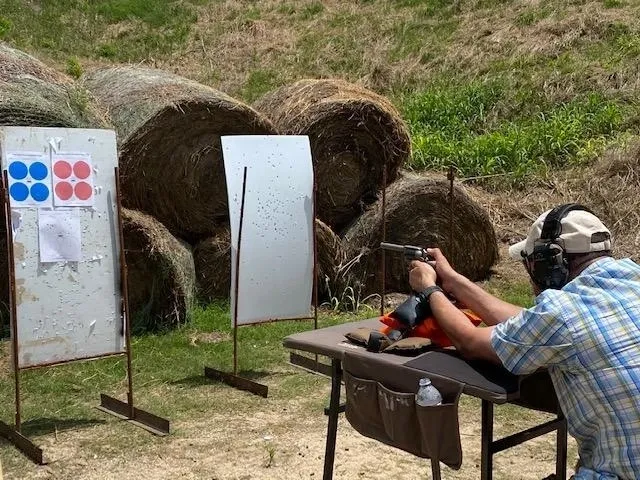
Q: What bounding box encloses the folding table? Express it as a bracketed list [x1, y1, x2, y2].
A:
[284, 318, 568, 480]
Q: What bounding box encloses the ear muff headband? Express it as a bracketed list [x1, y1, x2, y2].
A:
[528, 203, 594, 290]
[540, 203, 594, 242]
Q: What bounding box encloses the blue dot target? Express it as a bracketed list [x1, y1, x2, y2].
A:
[5, 153, 53, 207]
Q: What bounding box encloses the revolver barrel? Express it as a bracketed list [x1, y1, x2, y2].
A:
[380, 242, 406, 252]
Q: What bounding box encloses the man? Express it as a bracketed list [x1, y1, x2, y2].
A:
[408, 203, 640, 480]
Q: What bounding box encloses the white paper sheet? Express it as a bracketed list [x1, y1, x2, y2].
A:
[5, 152, 53, 207]
[38, 209, 82, 262]
[222, 135, 315, 326]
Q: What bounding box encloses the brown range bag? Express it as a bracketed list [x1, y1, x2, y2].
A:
[342, 351, 464, 469]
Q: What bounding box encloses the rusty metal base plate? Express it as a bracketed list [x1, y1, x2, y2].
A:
[0, 420, 46, 465]
[96, 394, 170, 436]
[204, 367, 268, 398]
[289, 352, 332, 377]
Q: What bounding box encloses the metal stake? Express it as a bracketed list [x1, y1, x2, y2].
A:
[233, 166, 248, 377]
[312, 179, 319, 371]
[114, 167, 135, 419]
[380, 167, 387, 316]
[204, 166, 267, 397]
[448, 165, 455, 268]
[3, 171, 21, 431]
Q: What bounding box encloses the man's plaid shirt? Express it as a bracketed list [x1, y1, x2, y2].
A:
[491, 257, 640, 480]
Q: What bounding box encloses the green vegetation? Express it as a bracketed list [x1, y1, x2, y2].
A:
[0, 0, 202, 62]
[404, 82, 626, 179]
[65, 56, 83, 78]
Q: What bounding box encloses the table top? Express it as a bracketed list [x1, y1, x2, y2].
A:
[283, 318, 555, 405]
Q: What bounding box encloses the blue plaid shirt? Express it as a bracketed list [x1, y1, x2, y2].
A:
[491, 257, 640, 480]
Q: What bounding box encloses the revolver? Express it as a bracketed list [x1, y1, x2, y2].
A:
[380, 242, 433, 262]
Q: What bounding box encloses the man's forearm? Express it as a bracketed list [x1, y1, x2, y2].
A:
[429, 291, 501, 364]
[446, 274, 523, 326]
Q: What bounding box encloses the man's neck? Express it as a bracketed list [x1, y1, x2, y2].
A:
[568, 255, 610, 281]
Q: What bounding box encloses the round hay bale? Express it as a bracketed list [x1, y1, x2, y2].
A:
[341, 176, 499, 296]
[193, 225, 231, 303]
[193, 219, 345, 303]
[82, 66, 277, 241]
[315, 218, 347, 299]
[253, 79, 411, 233]
[0, 43, 108, 127]
[122, 208, 196, 332]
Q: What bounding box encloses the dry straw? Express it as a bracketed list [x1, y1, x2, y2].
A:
[122, 208, 196, 331]
[82, 66, 276, 241]
[254, 79, 411, 233]
[0, 43, 108, 128]
[467, 141, 640, 265]
[193, 219, 346, 303]
[341, 175, 499, 295]
[193, 225, 231, 303]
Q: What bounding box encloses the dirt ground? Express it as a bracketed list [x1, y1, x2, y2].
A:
[1, 385, 578, 480]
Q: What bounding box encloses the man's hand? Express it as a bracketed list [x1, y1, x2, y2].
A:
[425, 248, 460, 293]
[409, 261, 437, 291]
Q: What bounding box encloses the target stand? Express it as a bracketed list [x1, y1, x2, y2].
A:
[0, 128, 169, 465]
[204, 136, 322, 398]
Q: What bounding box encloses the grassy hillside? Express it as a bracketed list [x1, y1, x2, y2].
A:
[1, 0, 639, 181]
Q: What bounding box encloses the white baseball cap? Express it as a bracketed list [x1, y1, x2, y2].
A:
[508, 208, 612, 261]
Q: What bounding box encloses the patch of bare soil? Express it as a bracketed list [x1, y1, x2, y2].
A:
[188, 331, 230, 346]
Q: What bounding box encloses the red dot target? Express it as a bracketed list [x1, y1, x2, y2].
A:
[73, 161, 91, 179]
[52, 154, 95, 206]
[74, 182, 92, 200]
[55, 182, 74, 200]
[53, 160, 72, 179]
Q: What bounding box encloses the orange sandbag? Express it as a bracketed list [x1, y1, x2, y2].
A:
[380, 309, 483, 348]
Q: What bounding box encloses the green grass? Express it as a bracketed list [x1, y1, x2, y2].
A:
[0, 303, 370, 430]
[403, 80, 628, 180]
[0, 0, 202, 62]
[485, 279, 535, 308]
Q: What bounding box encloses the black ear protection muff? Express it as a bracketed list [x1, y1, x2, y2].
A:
[523, 203, 595, 291]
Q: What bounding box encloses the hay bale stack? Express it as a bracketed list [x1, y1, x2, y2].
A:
[254, 79, 411, 233]
[82, 66, 276, 241]
[122, 208, 196, 332]
[193, 219, 346, 303]
[0, 43, 107, 127]
[341, 176, 498, 295]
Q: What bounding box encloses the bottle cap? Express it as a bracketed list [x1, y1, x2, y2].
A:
[419, 377, 431, 386]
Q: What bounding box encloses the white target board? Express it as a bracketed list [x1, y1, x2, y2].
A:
[222, 135, 314, 326]
[0, 127, 124, 368]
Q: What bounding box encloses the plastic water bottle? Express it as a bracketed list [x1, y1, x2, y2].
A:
[415, 377, 442, 406]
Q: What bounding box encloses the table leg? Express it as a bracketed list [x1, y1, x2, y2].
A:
[481, 400, 494, 480]
[431, 459, 442, 480]
[323, 359, 343, 480]
[556, 413, 568, 480]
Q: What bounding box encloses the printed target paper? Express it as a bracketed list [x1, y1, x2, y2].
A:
[52, 153, 95, 207]
[6, 152, 52, 207]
